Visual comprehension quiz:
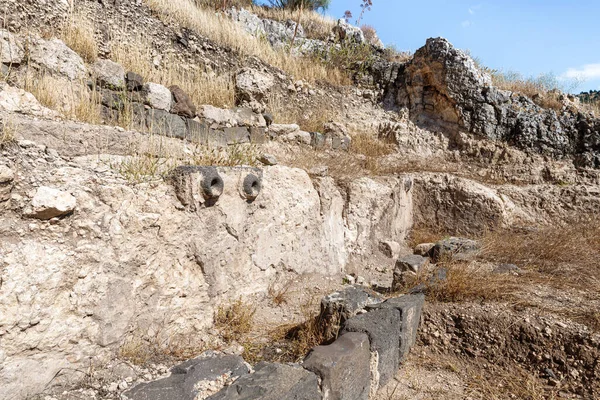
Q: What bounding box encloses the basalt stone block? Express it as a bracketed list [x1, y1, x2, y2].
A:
[366, 294, 425, 361]
[249, 126, 268, 144]
[186, 118, 211, 144]
[223, 126, 250, 144]
[124, 351, 250, 400]
[310, 132, 326, 149]
[101, 88, 125, 110]
[303, 332, 370, 400]
[320, 285, 383, 323]
[207, 362, 321, 400]
[146, 109, 186, 139]
[126, 71, 144, 91]
[341, 308, 402, 389]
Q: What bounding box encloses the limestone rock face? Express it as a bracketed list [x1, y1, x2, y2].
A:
[25, 186, 76, 219]
[412, 173, 512, 234]
[394, 37, 600, 168]
[0, 29, 24, 65]
[235, 68, 275, 112]
[28, 38, 87, 80]
[0, 132, 415, 399]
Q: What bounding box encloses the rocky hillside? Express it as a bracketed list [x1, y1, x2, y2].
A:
[1, 1, 599, 400]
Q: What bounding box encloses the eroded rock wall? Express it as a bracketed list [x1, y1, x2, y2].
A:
[0, 121, 413, 399]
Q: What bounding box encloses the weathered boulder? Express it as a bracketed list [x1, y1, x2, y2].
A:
[92, 59, 126, 89]
[124, 351, 250, 400]
[414, 243, 435, 256]
[395, 254, 428, 274]
[429, 237, 480, 261]
[341, 308, 402, 391]
[303, 332, 371, 400]
[333, 19, 366, 45]
[28, 38, 87, 80]
[366, 294, 425, 361]
[235, 68, 275, 112]
[24, 186, 76, 220]
[0, 29, 24, 65]
[143, 82, 172, 111]
[0, 164, 14, 202]
[0, 83, 59, 118]
[378, 240, 402, 259]
[258, 153, 278, 166]
[268, 123, 300, 138]
[207, 362, 321, 400]
[169, 85, 196, 118]
[200, 105, 266, 128]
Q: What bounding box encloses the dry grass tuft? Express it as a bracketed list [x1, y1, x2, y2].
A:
[423, 260, 517, 303]
[111, 39, 236, 108]
[60, 12, 98, 63]
[350, 132, 395, 158]
[466, 363, 556, 400]
[119, 332, 212, 365]
[23, 72, 58, 110]
[481, 219, 600, 289]
[250, 5, 336, 41]
[0, 118, 17, 148]
[268, 279, 292, 306]
[215, 298, 256, 343]
[276, 299, 340, 362]
[144, 0, 348, 85]
[191, 143, 260, 167]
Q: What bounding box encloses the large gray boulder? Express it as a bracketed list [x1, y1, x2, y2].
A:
[333, 19, 366, 45]
[124, 351, 250, 400]
[146, 109, 187, 139]
[320, 285, 383, 323]
[303, 332, 371, 400]
[341, 308, 402, 390]
[92, 59, 126, 89]
[207, 362, 321, 400]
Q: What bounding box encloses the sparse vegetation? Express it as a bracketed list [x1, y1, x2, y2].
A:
[215, 298, 257, 343]
[0, 118, 17, 148]
[59, 12, 98, 63]
[144, 0, 348, 85]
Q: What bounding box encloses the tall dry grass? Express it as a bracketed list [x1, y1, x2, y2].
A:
[143, 0, 348, 85]
[59, 12, 98, 63]
[250, 5, 336, 41]
[110, 39, 236, 108]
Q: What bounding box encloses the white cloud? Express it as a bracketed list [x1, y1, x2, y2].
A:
[468, 8, 475, 15]
[562, 63, 600, 80]
[468, 4, 482, 14]
[461, 20, 472, 28]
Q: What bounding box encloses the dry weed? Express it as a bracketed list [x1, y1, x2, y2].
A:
[267, 279, 292, 306]
[111, 39, 236, 108]
[119, 331, 212, 365]
[350, 132, 395, 158]
[214, 298, 256, 343]
[0, 118, 17, 148]
[466, 364, 557, 400]
[250, 5, 336, 41]
[144, 0, 348, 85]
[23, 72, 57, 110]
[60, 12, 98, 63]
[423, 260, 517, 303]
[481, 220, 600, 288]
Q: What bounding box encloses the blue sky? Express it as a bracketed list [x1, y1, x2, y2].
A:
[322, 0, 600, 92]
